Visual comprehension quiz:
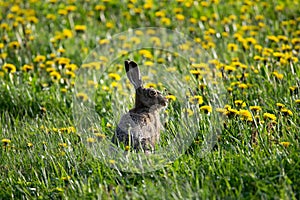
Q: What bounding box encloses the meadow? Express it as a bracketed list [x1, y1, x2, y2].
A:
[0, 0, 300, 199]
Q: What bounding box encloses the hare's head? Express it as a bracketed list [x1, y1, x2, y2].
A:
[125, 60, 168, 110]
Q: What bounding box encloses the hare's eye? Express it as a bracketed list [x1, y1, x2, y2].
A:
[149, 90, 157, 97]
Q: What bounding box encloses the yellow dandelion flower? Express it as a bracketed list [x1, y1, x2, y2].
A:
[106, 122, 112, 128]
[190, 70, 202, 75]
[272, 71, 284, 80]
[46, 14, 56, 20]
[175, 14, 185, 21]
[95, 133, 106, 141]
[76, 92, 89, 102]
[108, 73, 121, 81]
[224, 65, 236, 72]
[238, 83, 248, 89]
[280, 108, 293, 116]
[166, 67, 176, 72]
[58, 9, 68, 15]
[106, 22, 114, 29]
[227, 43, 238, 52]
[66, 5, 77, 12]
[200, 105, 212, 113]
[250, 106, 262, 112]
[191, 63, 208, 69]
[144, 61, 154, 67]
[0, 23, 9, 31]
[67, 127, 76, 133]
[57, 57, 71, 66]
[155, 10, 166, 18]
[263, 113, 277, 121]
[189, 17, 197, 24]
[46, 67, 55, 73]
[160, 17, 171, 26]
[0, 53, 7, 60]
[21, 64, 34, 72]
[189, 95, 203, 105]
[280, 142, 290, 147]
[182, 108, 194, 117]
[2, 63, 17, 73]
[27, 142, 33, 147]
[8, 41, 20, 49]
[238, 109, 252, 118]
[109, 159, 116, 164]
[200, 1, 209, 7]
[86, 80, 98, 89]
[267, 35, 279, 43]
[245, 37, 257, 45]
[87, 137, 96, 143]
[95, 5, 106, 11]
[139, 49, 153, 59]
[130, 37, 141, 45]
[224, 105, 231, 110]
[74, 25, 86, 32]
[27, 16, 39, 24]
[165, 95, 176, 101]
[150, 37, 161, 46]
[155, 58, 164, 64]
[58, 48, 65, 54]
[222, 32, 229, 37]
[61, 176, 71, 182]
[254, 45, 263, 52]
[254, 55, 262, 61]
[226, 108, 239, 116]
[50, 71, 61, 81]
[291, 38, 300, 45]
[49, 0, 57, 4]
[273, 52, 284, 59]
[34, 55, 46, 63]
[125, 145, 130, 151]
[145, 82, 157, 88]
[111, 81, 121, 89]
[99, 39, 110, 45]
[58, 143, 68, 148]
[275, 4, 284, 12]
[255, 15, 264, 20]
[102, 85, 110, 91]
[291, 57, 298, 63]
[216, 108, 227, 114]
[65, 71, 75, 78]
[234, 100, 246, 107]
[289, 86, 298, 93]
[10, 5, 20, 12]
[66, 63, 78, 71]
[61, 88, 67, 93]
[199, 16, 208, 22]
[227, 87, 233, 92]
[276, 103, 285, 108]
[2, 138, 11, 145]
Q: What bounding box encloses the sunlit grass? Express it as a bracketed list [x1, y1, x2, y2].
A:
[0, 0, 300, 199]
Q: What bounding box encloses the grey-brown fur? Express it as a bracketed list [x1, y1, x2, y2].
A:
[112, 60, 168, 153]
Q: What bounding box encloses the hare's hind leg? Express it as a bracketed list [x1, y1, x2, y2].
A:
[112, 126, 129, 146]
[113, 126, 138, 151]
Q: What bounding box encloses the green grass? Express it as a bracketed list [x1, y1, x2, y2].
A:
[1, 0, 300, 199]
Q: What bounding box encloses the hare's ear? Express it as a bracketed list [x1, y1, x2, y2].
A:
[125, 60, 143, 89]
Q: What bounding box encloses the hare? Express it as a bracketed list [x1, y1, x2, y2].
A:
[112, 60, 168, 154]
